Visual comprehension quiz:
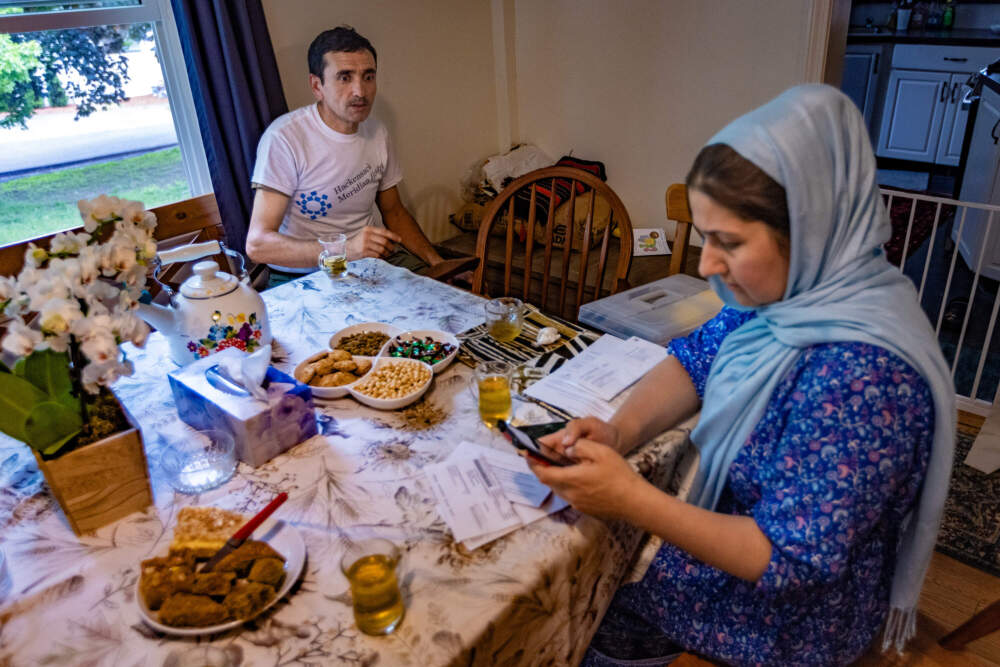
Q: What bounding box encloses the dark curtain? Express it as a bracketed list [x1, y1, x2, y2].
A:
[170, 0, 288, 252]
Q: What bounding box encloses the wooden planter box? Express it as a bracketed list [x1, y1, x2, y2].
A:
[33, 397, 152, 536]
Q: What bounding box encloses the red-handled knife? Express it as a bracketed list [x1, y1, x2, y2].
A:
[199, 492, 288, 573]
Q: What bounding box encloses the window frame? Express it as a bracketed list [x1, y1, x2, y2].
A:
[0, 0, 213, 198]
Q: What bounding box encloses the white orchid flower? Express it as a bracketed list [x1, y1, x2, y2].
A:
[38, 331, 70, 353]
[80, 329, 119, 364]
[101, 239, 137, 276]
[38, 298, 83, 335]
[0, 275, 16, 305]
[1, 318, 43, 357]
[49, 232, 84, 255]
[139, 210, 158, 232]
[23, 243, 48, 268]
[24, 271, 72, 305]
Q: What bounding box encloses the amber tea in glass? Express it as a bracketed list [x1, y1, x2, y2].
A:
[340, 539, 404, 635]
[318, 233, 348, 279]
[485, 297, 524, 342]
[475, 360, 512, 427]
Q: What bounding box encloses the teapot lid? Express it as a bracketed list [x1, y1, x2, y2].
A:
[180, 261, 239, 299]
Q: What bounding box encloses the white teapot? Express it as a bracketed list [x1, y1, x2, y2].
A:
[137, 241, 272, 366]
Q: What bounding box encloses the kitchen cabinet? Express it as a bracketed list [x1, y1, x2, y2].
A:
[876, 45, 997, 166]
[842, 44, 888, 143]
[955, 82, 1000, 280]
[877, 68, 951, 162]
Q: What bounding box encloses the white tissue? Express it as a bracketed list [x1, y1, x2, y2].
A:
[536, 327, 560, 346]
[216, 344, 272, 401]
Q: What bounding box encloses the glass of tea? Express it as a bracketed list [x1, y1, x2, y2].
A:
[485, 297, 524, 342]
[318, 233, 348, 279]
[474, 360, 512, 427]
[340, 538, 405, 635]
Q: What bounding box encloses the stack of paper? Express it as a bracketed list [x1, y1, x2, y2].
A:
[523, 335, 668, 419]
[424, 441, 569, 549]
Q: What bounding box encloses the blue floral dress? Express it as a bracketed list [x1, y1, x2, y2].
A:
[585, 307, 934, 666]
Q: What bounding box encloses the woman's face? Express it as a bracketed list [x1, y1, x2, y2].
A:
[689, 188, 790, 307]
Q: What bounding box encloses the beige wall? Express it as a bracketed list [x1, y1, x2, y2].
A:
[513, 0, 813, 231]
[261, 0, 818, 243]
[261, 0, 498, 241]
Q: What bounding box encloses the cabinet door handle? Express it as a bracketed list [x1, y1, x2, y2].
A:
[940, 83, 949, 103]
[992, 118, 1000, 145]
[944, 57, 969, 62]
[952, 81, 961, 104]
[873, 53, 879, 74]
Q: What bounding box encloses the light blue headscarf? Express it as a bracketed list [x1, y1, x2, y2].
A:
[687, 84, 955, 652]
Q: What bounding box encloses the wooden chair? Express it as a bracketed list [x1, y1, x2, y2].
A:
[665, 183, 695, 277]
[471, 166, 634, 321]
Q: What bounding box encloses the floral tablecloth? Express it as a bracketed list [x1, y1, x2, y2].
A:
[0, 259, 690, 667]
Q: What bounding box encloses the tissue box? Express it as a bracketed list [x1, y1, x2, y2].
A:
[168, 347, 317, 467]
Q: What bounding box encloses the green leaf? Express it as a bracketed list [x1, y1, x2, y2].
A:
[40, 429, 79, 457]
[24, 401, 82, 453]
[22, 349, 73, 400]
[21, 349, 79, 413]
[13, 357, 25, 376]
[0, 372, 48, 443]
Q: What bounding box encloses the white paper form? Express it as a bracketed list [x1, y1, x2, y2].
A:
[424, 456, 521, 543]
[524, 335, 668, 416]
[462, 492, 570, 550]
[450, 441, 551, 508]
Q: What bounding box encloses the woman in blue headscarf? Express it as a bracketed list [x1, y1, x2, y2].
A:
[530, 84, 955, 665]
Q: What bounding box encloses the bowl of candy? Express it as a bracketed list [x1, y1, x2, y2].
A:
[386, 330, 460, 374]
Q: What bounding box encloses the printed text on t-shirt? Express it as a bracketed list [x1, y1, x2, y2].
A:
[334, 163, 385, 203]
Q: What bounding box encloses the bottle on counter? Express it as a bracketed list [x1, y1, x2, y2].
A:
[943, 0, 955, 29]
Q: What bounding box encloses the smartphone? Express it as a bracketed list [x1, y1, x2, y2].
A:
[497, 420, 572, 467]
[518, 421, 567, 441]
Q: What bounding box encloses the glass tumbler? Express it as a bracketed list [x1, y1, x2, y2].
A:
[340, 538, 405, 635]
[160, 429, 236, 494]
[485, 297, 524, 342]
[474, 360, 513, 428]
[318, 233, 348, 278]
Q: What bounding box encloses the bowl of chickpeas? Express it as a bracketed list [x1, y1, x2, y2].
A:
[348, 358, 433, 410]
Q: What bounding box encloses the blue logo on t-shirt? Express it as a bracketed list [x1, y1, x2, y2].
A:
[296, 191, 331, 220]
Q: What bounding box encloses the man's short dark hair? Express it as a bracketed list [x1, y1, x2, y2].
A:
[308, 26, 377, 80]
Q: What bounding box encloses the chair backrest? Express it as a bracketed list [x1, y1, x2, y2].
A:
[471, 166, 634, 321]
[665, 183, 694, 277]
[0, 193, 225, 280]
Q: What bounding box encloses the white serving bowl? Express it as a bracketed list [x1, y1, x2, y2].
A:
[348, 358, 433, 410]
[293, 350, 374, 399]
[385, 329, 461, 374]
[329, 322, 403, 356]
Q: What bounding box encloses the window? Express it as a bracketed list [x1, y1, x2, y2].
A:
[0, 1, 211, 246]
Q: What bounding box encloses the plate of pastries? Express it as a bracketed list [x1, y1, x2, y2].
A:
[136, 506, 305, 635]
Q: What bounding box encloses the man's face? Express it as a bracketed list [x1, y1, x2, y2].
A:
[310, 49, 377, 134]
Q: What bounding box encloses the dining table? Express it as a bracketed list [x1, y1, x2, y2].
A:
[0, 258, 693, 667]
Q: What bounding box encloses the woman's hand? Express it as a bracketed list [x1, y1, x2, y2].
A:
[539, 417, 622, 455]
[526, 439, 646, 520]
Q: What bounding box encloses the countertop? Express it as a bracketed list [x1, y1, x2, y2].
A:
[847, 26, 1000, 46]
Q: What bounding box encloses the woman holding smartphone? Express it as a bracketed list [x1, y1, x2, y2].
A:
[530, 85, 955, 666]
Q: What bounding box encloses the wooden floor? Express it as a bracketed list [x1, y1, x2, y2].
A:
[678, 411, 1000, 667]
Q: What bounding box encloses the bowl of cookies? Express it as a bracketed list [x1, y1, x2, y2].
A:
[348, 357, 433, 410]
[385, 329, 460, 374]
[329, 322, 402, 357]
[135, 506, 305, 636]
[293, 348, 374, 399]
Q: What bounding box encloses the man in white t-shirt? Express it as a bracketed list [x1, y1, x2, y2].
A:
[246, 27, 472, 283]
